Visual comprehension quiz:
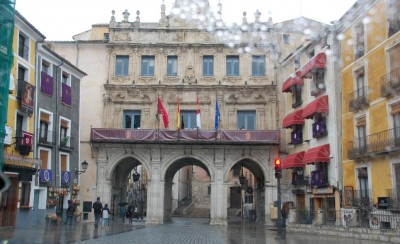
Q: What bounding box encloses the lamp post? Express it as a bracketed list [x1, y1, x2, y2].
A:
[75, 160, 89, 176]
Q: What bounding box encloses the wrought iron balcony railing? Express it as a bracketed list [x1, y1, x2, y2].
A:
[352, 189, 374, 209]
[59, 135, 73, 149]
[380, 66, 400, 97]
[348, 127, 400, 159]
[90, 128, 280, 145]
[386, 189, 400, 210]
[38, 129, 56, 145]
[348, 86, 369, 111]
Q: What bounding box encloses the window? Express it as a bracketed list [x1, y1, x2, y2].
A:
[39, 113, 51, 143]
[237, 111, 256, 130]
[181, 111, 196, 129]
[294, 56, 300, 70]
[62, 72, 70, 85]
[123, 111, 141, 129]
[104, 33, 110, 41]
[356, 69, 365, 97]
[60, 119, 70, 147]
[115, 55, 129, 76]
[39, 150, 49, 169]
[203, 55, 214, 76]
[17, 65, 28, 98]
[252, 55, 265, 76]
[358, 167, 369, 198]
[392, 105, 400, 140]
[283, 34, 290, 44]
[42, 60, 50, 74]
[355, 22, 365, 59]
[356, 117, 366, 152]
[226, 55, 239, 76]
[389, 45, 400, 83]
[141, 56, 155, 76]
[388, 0, 400, 37]
[291, 85, 302, 108]
[18, 32, 29, 60]
[167, 56, 178, 76]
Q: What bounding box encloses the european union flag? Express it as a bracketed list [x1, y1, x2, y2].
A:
[215, 98, 220, 129]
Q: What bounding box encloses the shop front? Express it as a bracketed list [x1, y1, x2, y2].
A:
[0, 154, 40, 227]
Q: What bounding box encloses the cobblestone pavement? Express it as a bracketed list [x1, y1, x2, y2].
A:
[0, 217, 384, 244]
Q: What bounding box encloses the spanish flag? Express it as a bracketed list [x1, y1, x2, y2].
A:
[177, 99, 181, 130]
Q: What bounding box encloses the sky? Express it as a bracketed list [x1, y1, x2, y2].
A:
[15, 0, 357, 41]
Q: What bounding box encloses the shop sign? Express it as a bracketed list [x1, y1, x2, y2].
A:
[4, 154, 41, 168]
[40, 169, 52, 183]
[377, 197, 389, 209]
[3, 126, 12, 145]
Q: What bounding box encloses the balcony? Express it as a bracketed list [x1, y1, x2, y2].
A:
[59, 135, 73, 150]
[380, 67, 400, 97]
[352, 189, 374, 209]
[90, 128, 280, 145]
[348, 86, 369, 111]
[348, 128, 400, 160]
[38, 129, 56, 146]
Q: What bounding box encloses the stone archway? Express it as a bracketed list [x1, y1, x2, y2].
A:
[223, 155, 275, 225]
[162, 156, 213, 222]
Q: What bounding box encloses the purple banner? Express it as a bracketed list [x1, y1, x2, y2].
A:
[220, 130, 279, 143]
[62, 83, 71, 105]
[41, 71, 53, 96]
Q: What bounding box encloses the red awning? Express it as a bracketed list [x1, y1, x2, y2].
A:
[282, 75, 304, 93]
[299, 52, 327, 78]
[303, 144, 330, 164]
[283, 151, 305, 169]
[302, 95, 329, 119]
[282, 109, 304, 129]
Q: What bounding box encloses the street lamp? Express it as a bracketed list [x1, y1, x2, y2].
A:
[75, 160, 89, 175]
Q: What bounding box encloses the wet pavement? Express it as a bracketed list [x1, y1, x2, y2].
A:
[0, 217, 385, 244]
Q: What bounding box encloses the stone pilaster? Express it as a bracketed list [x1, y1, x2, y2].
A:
[210, 164, 227, 225]
[146, 160, 165, 224]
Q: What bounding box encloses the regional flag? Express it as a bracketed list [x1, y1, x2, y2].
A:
[177, 99, 181, 130]
[158, 96, 169, 128]
[215, 97, 220, 129]
[196, 97, 201, 129]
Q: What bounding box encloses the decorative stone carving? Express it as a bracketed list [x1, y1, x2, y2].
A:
[183, 66, 196, 84]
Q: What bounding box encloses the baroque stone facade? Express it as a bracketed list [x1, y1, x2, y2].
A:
[49, 1, 318, 225]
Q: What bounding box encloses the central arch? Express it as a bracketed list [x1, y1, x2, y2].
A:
[162, 156, 214, 223]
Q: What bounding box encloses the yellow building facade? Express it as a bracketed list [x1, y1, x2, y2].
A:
[339, 0, 400, 211]
[0, 11, 45, 227]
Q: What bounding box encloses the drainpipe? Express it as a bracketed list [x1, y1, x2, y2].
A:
[54, 60, 64, 188]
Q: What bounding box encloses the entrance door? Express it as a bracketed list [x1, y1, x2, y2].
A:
[0, 175, 18, 227]
[230, 187, 241, 209]
[296, 195, 305, 210]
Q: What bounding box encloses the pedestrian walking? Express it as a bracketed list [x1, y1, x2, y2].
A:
[63, 200, 76, 226]
[127, 202, 135, 224]
[92, 197, 103, 228]
[102, 204, 110, 228]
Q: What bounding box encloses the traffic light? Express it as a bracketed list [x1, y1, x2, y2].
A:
[274, 158, 282, 179]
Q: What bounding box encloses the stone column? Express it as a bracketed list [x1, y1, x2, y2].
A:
[146, 160, 164, 224]
[163, 181, 173, 222]
[96, 158, 111, 204]
[210, 164, 227, 225]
